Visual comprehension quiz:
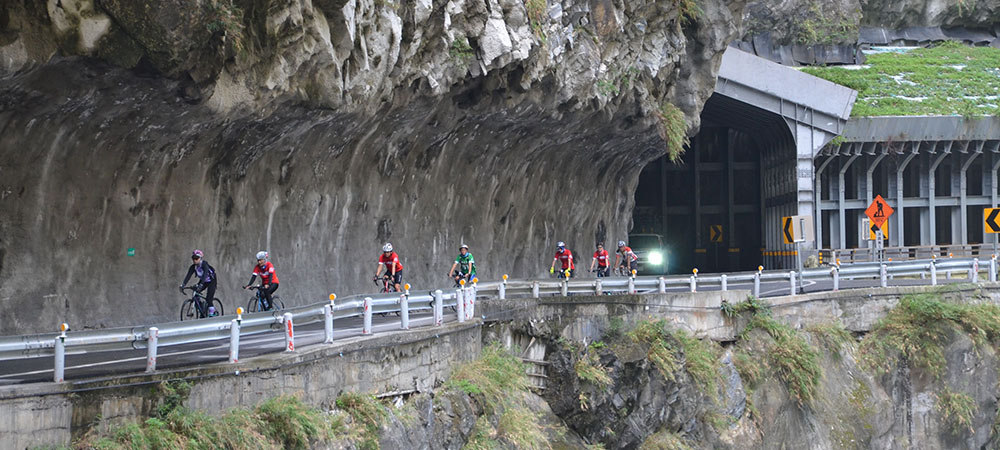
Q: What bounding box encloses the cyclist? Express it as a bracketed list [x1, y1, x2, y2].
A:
[614, 240, 638, 275]
[179, 249, 217, 317]
[448, 244, 477, 286]
[549, 241, 575, 278]
[375, 243, 403, 292]
[589, 242, 610, 277]
[243, 251, 279, 311]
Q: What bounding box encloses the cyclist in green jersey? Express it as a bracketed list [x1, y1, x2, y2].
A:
[449, 244, 477, 286]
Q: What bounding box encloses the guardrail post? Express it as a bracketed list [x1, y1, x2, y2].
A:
[721, 274, 728, 292]
[465, 287, 475, 321]
[832, 267, 839, 291]
[324, 304, 334, 343]
[499, 275, 508, 299]
[595, 278, 603, 296]
[400, 284, 410, 330]
[789, 271, 796, 295]
[229, 319, 240, 363]
[658, 277, 666, 294]
[283, 312, 295, 352]
[363, 297, 373, 335]
[456, 289, 466, 323]
[561, 277, 569, 296]
[689, 275, 696, 292]
[433, 290, 444, 326]
[627, 276, 635, 294]
[880, 263, 888, 288]
[532, 281, 540, 298]
[54, 323, 67, 383]
[753, 271, 761, 298]
[991, 256, 997, 283]
[931, 259, 938, 286]
[972, 258, 980, 284]
[400, 294, 409, 330]
[145, 326, 158, 373]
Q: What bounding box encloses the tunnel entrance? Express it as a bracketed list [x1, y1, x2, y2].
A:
[632, 92, 797, 274]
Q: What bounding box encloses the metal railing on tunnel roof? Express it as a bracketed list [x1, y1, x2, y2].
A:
[0, 256, 995, 385]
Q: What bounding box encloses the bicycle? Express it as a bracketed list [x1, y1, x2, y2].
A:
[246, 285, 284, 313]
[451, 270, 474, 288]
[592, 266, 611, 278]
[374, 274, 399, 293]
[179, 286, 224, 321]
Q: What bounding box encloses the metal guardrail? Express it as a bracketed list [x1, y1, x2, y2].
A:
[0, 256, 994, 383]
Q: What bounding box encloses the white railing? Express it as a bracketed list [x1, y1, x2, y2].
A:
[0, 256, 993, 383]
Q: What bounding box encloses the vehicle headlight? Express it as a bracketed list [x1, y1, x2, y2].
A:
[648, 251, 663, 265]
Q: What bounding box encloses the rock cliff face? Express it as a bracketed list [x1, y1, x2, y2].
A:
[0, 0, 744, 333]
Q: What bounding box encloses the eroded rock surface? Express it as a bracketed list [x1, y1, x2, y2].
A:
[0, 0, 745, 333]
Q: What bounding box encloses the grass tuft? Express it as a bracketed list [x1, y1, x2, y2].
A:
[335, 392, 388, 450]
[575, 344, 613, 387]
[936, 388, 977, 436]
[859, 292, 1000, 378]
[639, 428, 693, 449]
[655, 103, 689, 162]
[629, 320, 681, 381]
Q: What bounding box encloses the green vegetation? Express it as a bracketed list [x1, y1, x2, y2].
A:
[936, 388, 977, 436]
[639, 429, 693, 450]
[445, 344, 549, 449]
[575, 344, 613, 387]
[802, 42, 1000, 117]
[671, 0, 701, 24]
[859, 292, 1000, 378]
[806, 321, 854, 362]
[655, 103, 689, 162]
[728, 298, 822, 406]
[628, 320, 722, 397]
[449, 37, 475, 64]
[524, 0, 547, 39]
[335, 392, 389, 450]
[79, 395, 334, 450]
[204, 0, 246, 53]
[795, 3, 857, 45]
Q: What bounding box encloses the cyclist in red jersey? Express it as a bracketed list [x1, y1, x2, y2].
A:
[374, 242, 404, 292]
[589, 242, 610, 277]
[549, 241, 575, 279]
[243, 251, 279, 310]
[614, 240, 638, 274]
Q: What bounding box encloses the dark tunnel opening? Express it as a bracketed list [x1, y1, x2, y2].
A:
[631, 93, 796, 274]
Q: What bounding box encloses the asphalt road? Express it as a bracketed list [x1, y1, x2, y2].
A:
[0, 274, 973, 386]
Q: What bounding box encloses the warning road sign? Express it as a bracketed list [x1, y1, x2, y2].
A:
[709, 225, 723, 243]
[868, 221, 889, 241]
[985, 208, 1000, 233]
[865, 195, 894, 228]
[781, 215, 814, 244]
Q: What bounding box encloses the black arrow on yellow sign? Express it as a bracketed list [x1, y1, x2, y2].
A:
[709, 225, 723, 243]
[783, 217, 793, 244]
[986, 208, 1000, 233]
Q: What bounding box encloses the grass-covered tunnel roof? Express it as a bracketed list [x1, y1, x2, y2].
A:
[802, 42, 1000, 117]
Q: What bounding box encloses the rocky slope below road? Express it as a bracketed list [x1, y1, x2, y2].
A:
[0, 0, 743, 333]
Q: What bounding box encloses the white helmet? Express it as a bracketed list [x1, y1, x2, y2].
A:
[383, 243, 393, 252]
[618, 240, 626, 248]
[556, 241, 565, 248]
[256, 251, 268, 261]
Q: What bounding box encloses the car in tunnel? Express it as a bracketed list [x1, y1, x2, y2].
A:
[627, 233, 667, 275]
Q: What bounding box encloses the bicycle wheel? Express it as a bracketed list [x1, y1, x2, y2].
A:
[207, 298, 224, 317]
[247, 297, 259, 313]
[270, 296, 284, 310]
[180, 299, 196, 321]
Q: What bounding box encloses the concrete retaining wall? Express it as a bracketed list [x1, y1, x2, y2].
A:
[0, 321, 482, 449]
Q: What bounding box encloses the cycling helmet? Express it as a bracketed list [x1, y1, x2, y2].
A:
[556, 241, 566, 250]
[617, 240, 626, 248]
[192, 249, 204, 259]
[383, 243, 393, 252]
[256, 251, 268, 261]
[460, 244, 469, 250]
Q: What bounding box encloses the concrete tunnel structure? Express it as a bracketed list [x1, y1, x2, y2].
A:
[633, 48, 856, 273]
[635, 48, 1000, 274]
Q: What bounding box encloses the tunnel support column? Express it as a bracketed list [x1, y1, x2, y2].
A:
[929, 143, 951, 246]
